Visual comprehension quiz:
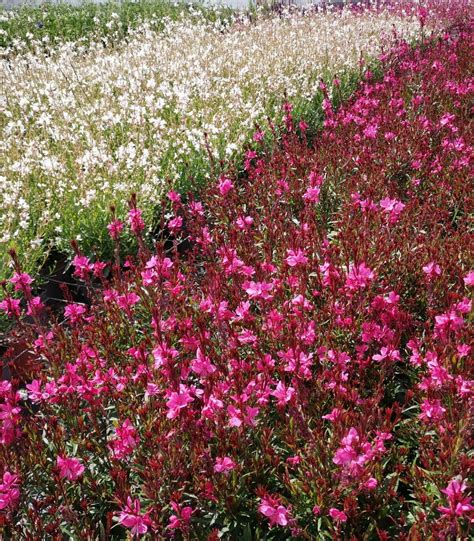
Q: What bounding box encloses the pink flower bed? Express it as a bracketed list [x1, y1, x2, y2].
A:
[1, 22, 473, 540]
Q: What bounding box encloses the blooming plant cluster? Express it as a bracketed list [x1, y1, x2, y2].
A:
[0, 13, 472, 538]
[0, 4, 424, 282]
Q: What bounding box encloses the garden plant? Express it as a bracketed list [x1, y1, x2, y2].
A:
[0, 0, 472, 536]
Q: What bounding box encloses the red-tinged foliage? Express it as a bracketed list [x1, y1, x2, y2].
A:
[0, 22, 473, 540]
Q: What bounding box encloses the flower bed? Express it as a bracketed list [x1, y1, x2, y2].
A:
[1, 19, 472, 539]
[0, 5, 424, 284]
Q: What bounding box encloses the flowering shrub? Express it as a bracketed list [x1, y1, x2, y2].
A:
[1, 18, 473, 541]
[0, 5, 423, 283]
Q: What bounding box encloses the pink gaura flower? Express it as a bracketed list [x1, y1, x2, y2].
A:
[285, 249, 308, 267]
[434, 309, 464, 340]
[214, 456, 236, 474]
[57, 456, 85, 481]
[345, 263, 375, 291]
[259, 496, 290, 527]
[322, 407, 342, 422]
[0, 297, 21, 318]
[10, 272, 33, 292]
[217, 176, 234, 197]
[128, 208, 145, 234]
[303, 185, 320, 203]
[329, 507, 348, 523]
[438, 478, 473, 519]
[153, 341, 178, 369]
[107, 219, 124, 239]
[26, 296, 45, 316]
[0, 471, 20, 511]
[286, 455, 300, 466]
[363, 123, 379, 139]
[372, 346, 401, 363]
[116, 292, 140, 311]
[191, 348, 217, 378]
[379, 197, 405, 223]
[168, 501, 193, 531]
[271, 381, 295, 406]
[464, 271, 474, 286]
[167, 216, 183, 232]
[419, 398, 446, 423]
[363, 477, 378, 490]
[72, 255, 93, 280]
[243, 280, 274, 300]
[118, 497, 151, 537]
[236, 215, 253, 230]
[167, 190, 181, 203]
[166, 386, 194, 419]
[110, 419, 138, 460]
[64, 303, 86, 324]
[422, 261, 441, 280]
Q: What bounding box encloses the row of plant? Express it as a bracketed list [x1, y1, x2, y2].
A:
[1, 14, 472, 538]
[0, 0, 235, 51]
[0, 3, 428, 286]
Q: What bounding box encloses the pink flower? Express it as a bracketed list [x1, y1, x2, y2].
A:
[363, 124, 378, 139]
[167, 190, 181, 203]
[0, 472, 20, 511]
[0, 297, 21, 318]
[285, 249, 308, 267]
[236, 215, 254, 230]
[168, 502, 193, 531]
[167, 216, 183, 232]
[243, 280, 274, 300]
[379, 197, 406, 223]
[191, 348, 217, 378]
[10, 272, 33, 292]
[107, 219, 124, 239]
[110, 419, 138, 460]
[128, 208, 145, 234]
[329, 507, 348, 522]
[438, 478, 473, 519]
[166, 387, 193, 419]
[26, 296, 45, 316]
[464, 271, 474, 286]
[116, 292, 140, 311]
[372, 347, 401, 363]
[345, 263, 375, 291]
[218, 176, 234, 196]
[322, 408, 342, 422]
[303, 185, 320, 203]
[419, 399, 446, 423]
[286, 455, 301, 466]
[259, 496, 290, 527]
[271, 381, 295, 406]
[214, 456, 236, 474]
[72, 255, 94, 280]
[64, 303, 86, 324]
[118, 497, 151, 537]
[57, 456, 85, 481]
[434, 309, 464, 340]
[422, 261, 441, 280]
[299, 120, 309, 131]
[363, 477, 378, 490]
[312, 505, 321, 516]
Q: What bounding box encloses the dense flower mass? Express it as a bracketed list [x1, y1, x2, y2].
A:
[0, 4, 473, 540]
[0, 5, 423, 282]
